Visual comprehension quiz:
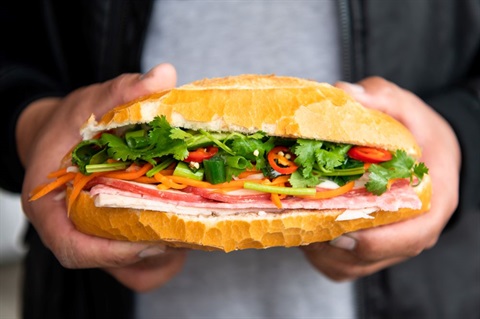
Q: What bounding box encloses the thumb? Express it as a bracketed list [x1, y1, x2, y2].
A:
[94, 63, 177, 114]
[334, 77, 406, 121]
[123, 63, 177, 103]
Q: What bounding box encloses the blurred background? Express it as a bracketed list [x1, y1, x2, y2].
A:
[0, 189, 26, 319]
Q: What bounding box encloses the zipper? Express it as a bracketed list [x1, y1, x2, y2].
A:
[338, 3, 369, 318]
[338, 0, 354, 82]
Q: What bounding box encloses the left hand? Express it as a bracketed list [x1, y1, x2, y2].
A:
[18, 63, 187, 292]
[301, 77, 461, 281]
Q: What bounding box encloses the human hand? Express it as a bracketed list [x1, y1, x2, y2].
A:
[301, 77, 460, 281]
[17, 64, 187, 292]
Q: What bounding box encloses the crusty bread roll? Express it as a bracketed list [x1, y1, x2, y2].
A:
[68, 176, 431, 252]
[67, 74, 431, 252]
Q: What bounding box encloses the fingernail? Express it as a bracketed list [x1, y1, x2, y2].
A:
[330, 235, 357, 251]
[338, 81, 365, 94]
[138, 245, 166, 258]
[139, 68, 155, 80]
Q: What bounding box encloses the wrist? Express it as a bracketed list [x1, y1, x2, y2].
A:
[16, 97, 60, 166]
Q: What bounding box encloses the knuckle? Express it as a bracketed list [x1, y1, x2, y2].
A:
[107, 252, 132, 267]
[363, 76, 389, 87]
[104, 73, 132, 103]
[366, 76, 388, 85]
[52, 240, 82, 269]
[107, 75, 126, 97]
[362, 76, 399, 97]
[354, 239, 383, 262]
[424, 235, 440, 251]
[405, 244, 425, 258]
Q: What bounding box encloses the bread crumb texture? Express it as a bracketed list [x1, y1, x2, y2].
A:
[69, 176, 431, 252]
[81, 74, 421, 157]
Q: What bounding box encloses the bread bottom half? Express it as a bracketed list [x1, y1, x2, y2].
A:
[68, 176, 431, 252]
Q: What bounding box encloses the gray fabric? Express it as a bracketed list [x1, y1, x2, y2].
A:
[136, 248, 356, 319]
[142, 0, 342, 86]
[138, 1, 355, 318]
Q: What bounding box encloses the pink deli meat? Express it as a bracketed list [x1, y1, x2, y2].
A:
[87, 177, 422, 213]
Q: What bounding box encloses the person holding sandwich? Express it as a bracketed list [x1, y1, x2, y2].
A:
[1, 1, 479, 319]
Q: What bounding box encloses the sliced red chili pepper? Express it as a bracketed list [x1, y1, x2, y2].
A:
[267, 146, 299, 175]
[347, 146, 392, 163]
[184, 146, 218, 163]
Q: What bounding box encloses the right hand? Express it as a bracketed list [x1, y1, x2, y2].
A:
[17, 64, 187, 292]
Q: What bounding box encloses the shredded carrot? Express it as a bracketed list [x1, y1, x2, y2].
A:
[301, 181, 355, 199]
[364, 163, 372, 170]
[271, 193, 283, 208]
[166, 175, 266, 190]
[30, 183, 49, 197]
[47, 167, 69, 179]
[269, 175, 290, 185]
[269, 179, 288, 208]
[133, 176, 158, 184]
[159, 169, 174, 176]
[154, 173, 188, 190]
[67, 172, 104, 214]
[104, 163, 152, 180]
[164, 175, 212, 188]
[29, 172, 76, 201]
[238, 169, 262, 179]
[157, 184, 171, 190]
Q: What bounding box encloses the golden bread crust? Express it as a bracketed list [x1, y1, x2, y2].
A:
[68, 176, 431, 252]
[81, 74, 421, 157]
[70, 74, 430, 252]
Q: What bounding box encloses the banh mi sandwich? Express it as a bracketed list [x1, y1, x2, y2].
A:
[31, 74, 431, 252]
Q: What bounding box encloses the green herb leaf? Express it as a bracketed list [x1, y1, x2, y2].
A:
[99, 116, 189, 164]
[170, 128, 193, 140]
[315, 149, 344, 171]
[365, 164, 390, 195]
[293, 139, 321, 178]
[71, 139, 105, 174]
[288, 170, 319, 188]
[413, 162, 429, 185]
[365, 150, 426, 195]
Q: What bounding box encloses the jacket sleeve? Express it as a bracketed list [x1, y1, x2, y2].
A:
[0, 2, 65, 193]
[424, 80, 480, 214]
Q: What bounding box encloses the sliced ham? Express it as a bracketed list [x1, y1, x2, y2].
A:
[183, 186, 271, 203]
[87, 177, 422, 216]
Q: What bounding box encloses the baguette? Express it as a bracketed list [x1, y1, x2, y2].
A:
[36, 74, 431, 252]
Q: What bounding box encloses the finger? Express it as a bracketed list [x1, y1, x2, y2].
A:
[330, 209, 447, 264]
[335, 77, 404, 116]
[91, 63, 178, 117]
[345, 219, 430, 262]
[124, 62, 177, 102]
[302, 243, 407, 281]
[105, 249, 187, 292]
[335, 77, 437, 141]
[24, 192, 171, 269]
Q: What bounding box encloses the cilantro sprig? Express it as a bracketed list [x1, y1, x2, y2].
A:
[365, 150, 428, 195]
[291, 139, 364, 187]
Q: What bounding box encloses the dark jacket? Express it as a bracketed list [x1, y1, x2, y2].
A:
[1, 1, 479, 318]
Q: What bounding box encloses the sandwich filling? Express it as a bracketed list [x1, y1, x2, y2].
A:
[31, 116, 428, 219]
